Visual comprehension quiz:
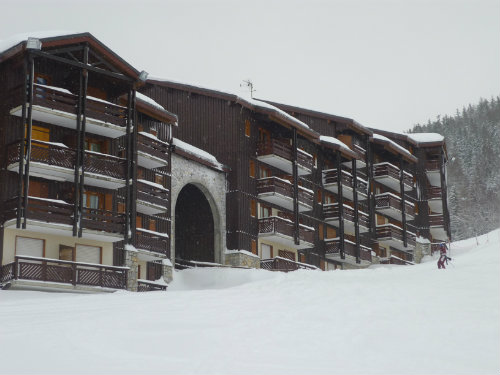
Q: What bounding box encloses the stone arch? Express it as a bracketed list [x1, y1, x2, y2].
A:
[170, 153, 226, 265]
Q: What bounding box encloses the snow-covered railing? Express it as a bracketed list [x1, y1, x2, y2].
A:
[258, 216, 314, 244]
[324, 237, 372, 261]
[257, 138, 313, 172]
[376, 224, 416, 247]
[256, 177, 313, 207]
[137, 279, 167, 292]
[373, 162, 413, 188]
[375, 193, 415, 217]
[137, 132, 169, 161]
[323, 168, 368, 193]
[5, 255, 128, 289]
[260, 256, 317, 272]
[323, 203, 370, 228]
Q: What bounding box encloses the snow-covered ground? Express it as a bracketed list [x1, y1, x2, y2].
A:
[1, 230, 499, 374]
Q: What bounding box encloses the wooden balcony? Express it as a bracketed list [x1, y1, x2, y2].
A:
[425, 160, 441, 187]
[0, 256, 127, 290]
[429, 214, 448, 241]
[260, 257, 317, 272]
[375, 193, 415, 221]
[323, 203, 369, 233]
[135, 227, 170, 257]
[373, 162, 413, 192]
[324, 238, 372, 265]
[427, 187, 443, 213]
[258, 216, 314, 249]
[137, 132, 169, 169]
[376, 224, 416, 251]
[257, 177, 313, 212]
[136, 180, 169, 215]
[323, 169, 368, 201]
[257, 139, 313, 176]
[10, 84, 128, 138]
[6, 141, 126, 189]
[2, 197, 125, 242]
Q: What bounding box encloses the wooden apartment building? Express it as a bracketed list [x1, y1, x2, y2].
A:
[0, 33, 450, 292]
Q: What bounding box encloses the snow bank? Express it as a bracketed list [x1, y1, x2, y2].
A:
[0, 229, 498, 374]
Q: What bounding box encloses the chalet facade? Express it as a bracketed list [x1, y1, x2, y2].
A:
[0, 33, 450, 292]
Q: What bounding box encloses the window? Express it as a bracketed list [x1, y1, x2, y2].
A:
[318, 224, 324, 239]
[326, 226, 336, 239]
[147, 261, 162, 281]
[259, 166, 272, 178]
[317, 189, 322, 204]
[59, 245, 74, 261]
[28, 180, 49, 199]
[258, 128, 271, 144]
[250, 200, 257, 217]
[155, 173, 165, 187]
[83, 191, 104, 210]
[75, 244, 102, 264]
[249, 160, 256, 178]
[84, 138, 107, 153]
[261, 244, 272, 259]
[260, 205, 271, 218]
[15, 236, 44, 258]
[245, 119, 251, 137]
[26, 125, 50, 143]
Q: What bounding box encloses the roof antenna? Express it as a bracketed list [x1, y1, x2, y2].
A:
[240, 79, 256, 98]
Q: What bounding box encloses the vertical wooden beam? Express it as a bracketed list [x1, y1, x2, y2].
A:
[400, 156, 407, 247]
[352, 158, 360, 263]
[292, 128, 299, 245]
[366, 136, 376, 238]
[73, 56, 84, 236]
[336, 150, 345, 259]
[77, 44, 89, 238]
[439, 148, 450, 240]
[22, 54, 35, 229]
[16, 57, 28, 228]
[124, 88, 133, 244]
[130, 89, 138, 246]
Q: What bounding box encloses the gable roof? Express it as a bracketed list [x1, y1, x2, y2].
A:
[0, 32, 140, 80]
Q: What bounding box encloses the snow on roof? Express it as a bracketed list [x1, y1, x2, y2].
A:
[172, 138, 224, 170]
[319, 136, 351, 152]
[407, 133, 444, 144]
[373, 133, 414, 159]
[0, 31, 79, 55]
[148, 76, 312, 133]
[136, 92, 166, 111]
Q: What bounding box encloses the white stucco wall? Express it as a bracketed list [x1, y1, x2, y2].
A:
[170, 153, 227, 265]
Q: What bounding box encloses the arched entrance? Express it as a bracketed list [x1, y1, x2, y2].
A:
[175, 184, 215, 263]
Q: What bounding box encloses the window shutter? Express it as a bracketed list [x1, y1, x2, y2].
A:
[75, 245, 101, 264]
[16, 237, 44, 258]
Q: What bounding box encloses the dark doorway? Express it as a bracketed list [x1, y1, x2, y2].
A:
[175, 184, 215, 263]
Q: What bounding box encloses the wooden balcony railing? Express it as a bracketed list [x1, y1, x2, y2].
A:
[136, 180, 169, 208]
[324, 238, 372, 261]
[426, 160, 440, 171]
[258, 216, 314, 245]
[323, 203, 370, 228]
[376, 225, 416, 247]
[137, 133, 169, 161]
[257, 177, 313, 208]
[375, 193, 415, 217]
[373, 162, 413, 188]
[257, 139, 313, 172]
[12, 84, 128, 127]
[137, 280, 167, 292]
[427, 187, 442, 200]
[323, 169, 368, 194]
[2, 197, 125, 235]
[1, 256, 127, 289]
[6, 141, 126, 180]
[260, 257, 317, 272]
[135, 229, 170, 256]
[429, 214, 445, 227]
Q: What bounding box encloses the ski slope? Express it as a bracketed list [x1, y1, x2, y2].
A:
[0, 230, 499, 374]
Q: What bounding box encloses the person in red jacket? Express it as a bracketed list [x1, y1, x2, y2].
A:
[437, 243, 451, 269]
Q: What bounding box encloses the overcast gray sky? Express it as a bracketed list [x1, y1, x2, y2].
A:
[1, 0, 499, 132]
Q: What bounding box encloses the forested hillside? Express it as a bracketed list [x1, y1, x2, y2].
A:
[409, 97, 500, 240]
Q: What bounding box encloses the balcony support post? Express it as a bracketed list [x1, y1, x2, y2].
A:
[366, 136, 376, 238]
[292, 128, 300, 246]
[125, 88, 136, 244]
[336, 151, 345, 259]
[73, 49, 84, 236]
[439, 150, 450, 240]
[400, 156, 407, 247]
[131, 89, 138, 246]
[77, 44, 89, 238]
[16, 57, 28, 228]
[352, 158, 360, 263]
[22, 54, 35, 230]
